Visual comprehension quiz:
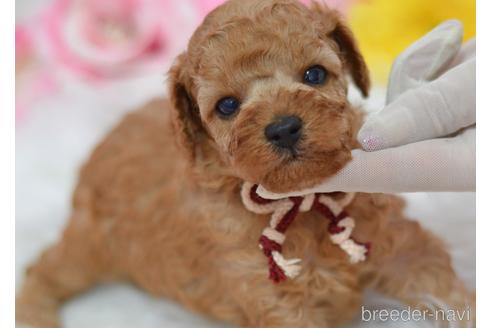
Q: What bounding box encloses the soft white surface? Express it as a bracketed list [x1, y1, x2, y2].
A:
[16, 78, 475, 327]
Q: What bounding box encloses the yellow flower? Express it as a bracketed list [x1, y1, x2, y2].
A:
[348, 0, 475, 83]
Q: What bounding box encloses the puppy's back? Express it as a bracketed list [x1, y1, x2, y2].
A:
[73, 99, 187, 221]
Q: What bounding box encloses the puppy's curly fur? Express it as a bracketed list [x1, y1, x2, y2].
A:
[17, 0, 474, 327]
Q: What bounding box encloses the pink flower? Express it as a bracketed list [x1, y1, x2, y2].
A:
[16, 26, 33, 62]
[195, 0, 225, 15]
[36, 0, 199, 79]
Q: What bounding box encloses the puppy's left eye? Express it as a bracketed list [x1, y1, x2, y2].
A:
[216, 97, 241, 118]
[303, 65, 328, 85]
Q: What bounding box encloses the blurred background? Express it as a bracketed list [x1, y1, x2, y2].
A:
[16, 0, 475, 327]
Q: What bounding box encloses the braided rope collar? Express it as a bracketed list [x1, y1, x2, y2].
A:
[241, 182, 370, 283]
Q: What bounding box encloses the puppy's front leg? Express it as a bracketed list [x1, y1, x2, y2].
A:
[222, 247, 363, 328]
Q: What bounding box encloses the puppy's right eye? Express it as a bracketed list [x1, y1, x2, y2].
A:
[216, 97, 240, 118]
[303, 65, 328, 85]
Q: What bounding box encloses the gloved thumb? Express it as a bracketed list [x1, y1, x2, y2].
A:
[359, 58, 475, 151]
[386, 20, 463, 104]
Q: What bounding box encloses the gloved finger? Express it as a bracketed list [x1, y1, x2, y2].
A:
[445, 38, 475, 71]
[257, 128, 475, 198]
[358, 58, 475, 151]
[386, 20, 464, 104]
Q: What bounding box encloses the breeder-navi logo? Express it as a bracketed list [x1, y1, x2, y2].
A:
[361, 306, 472, 323]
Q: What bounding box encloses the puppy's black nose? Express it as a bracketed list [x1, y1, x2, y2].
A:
[264, 116, 303, 149]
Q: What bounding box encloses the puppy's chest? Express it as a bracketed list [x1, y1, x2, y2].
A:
[288, 212, 332, 242]
[209, 207, 341, 254]
[281, 212, 348, 259]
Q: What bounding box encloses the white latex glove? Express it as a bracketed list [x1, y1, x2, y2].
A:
[258, 20, 475, 199]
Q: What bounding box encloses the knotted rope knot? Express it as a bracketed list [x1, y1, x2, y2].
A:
[241, 182, 370, 283]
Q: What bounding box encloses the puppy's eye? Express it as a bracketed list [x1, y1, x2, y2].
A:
[216, 97, 240, 118]
[303, 65, 328, 85]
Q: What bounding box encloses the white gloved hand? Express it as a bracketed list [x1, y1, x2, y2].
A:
[258, 20, 475, 199]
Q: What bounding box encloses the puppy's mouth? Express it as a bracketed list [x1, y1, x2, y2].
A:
[273, 144, 303, 162]
[230, 114, 352, 193]
[257, 143, 351, 194]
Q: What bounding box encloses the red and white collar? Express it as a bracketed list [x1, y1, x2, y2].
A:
[241, 182, 370, 283]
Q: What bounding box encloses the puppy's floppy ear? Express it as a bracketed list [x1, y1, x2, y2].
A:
[168, 53, 207, 161]
[311, 3, 370, 97]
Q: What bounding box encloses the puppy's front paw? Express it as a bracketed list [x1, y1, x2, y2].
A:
[16, 300, 60, 328]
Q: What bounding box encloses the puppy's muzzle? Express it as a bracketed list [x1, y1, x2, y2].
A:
[264, 115, 303, 150]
